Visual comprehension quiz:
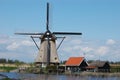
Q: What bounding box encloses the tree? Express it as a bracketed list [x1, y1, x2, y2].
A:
[0, 58, 7, 63]
[7, 59, 14, 64]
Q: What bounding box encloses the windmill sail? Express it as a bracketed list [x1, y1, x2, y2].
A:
[15, 32, 44, 35]
[53, 32, 82, 35]
[46, 3, 49, 31]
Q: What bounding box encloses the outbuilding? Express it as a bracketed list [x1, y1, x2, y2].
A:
[86, 60, 110, 72]
[65, 57, 88, 72]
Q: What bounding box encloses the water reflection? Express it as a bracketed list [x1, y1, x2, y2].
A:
[0, 72, 120, 80]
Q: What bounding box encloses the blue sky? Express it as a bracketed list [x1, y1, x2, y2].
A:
[0, 0, 120, 62]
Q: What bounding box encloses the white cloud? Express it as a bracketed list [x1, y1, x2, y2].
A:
[62, 46, 73, 53]
[21, 40, 34, 46]
[106, 39, 116, 45]
[6, 42, 20, 50]
[73, 45, 81, 50]
[86, 54, 95, 59]
[96, 46, 109, 56]
[81, 47, 94, 53]
[6, 39, 35, 51]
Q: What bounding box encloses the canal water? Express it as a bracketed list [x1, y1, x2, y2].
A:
[0, 72, 120, 80]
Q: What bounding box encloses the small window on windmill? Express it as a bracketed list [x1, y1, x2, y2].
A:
[41, 50, 43, 52]
[55, 57, 57, 60]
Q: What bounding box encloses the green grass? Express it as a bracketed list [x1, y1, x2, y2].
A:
[110, 65, 120, 72]
[0, 66, 17, 72]
[2, 78, 11, 80]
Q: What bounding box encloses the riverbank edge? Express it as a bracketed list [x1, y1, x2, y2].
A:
[63, 72, 120, 77]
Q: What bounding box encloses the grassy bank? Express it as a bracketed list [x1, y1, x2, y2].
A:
[0, 66, 17, 72]
[110, 64, 120, 72]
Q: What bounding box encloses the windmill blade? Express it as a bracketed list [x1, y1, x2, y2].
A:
[30, 36, 41, 38]
[53, 32, 82, 35]
[15, 32, 44, 35]
[46, 2, 49, 31]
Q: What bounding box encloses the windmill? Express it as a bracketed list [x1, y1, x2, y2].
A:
[15, 3, 82, 67]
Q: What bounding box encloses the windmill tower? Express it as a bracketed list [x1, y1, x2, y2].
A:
[15, 3, 82, 67]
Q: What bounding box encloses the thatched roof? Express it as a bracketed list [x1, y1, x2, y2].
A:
[89, 60, 109, 67]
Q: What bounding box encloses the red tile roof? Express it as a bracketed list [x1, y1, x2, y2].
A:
[65, 57, 84, 66]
